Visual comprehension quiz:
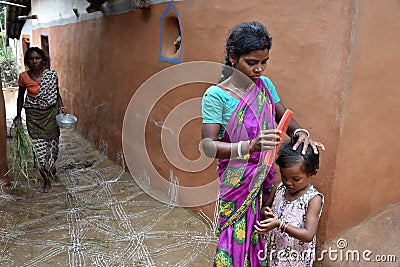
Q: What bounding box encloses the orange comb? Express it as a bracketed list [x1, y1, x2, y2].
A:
[264, 109, 293, 166]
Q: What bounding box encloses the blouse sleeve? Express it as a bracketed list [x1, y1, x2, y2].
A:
[18, 72, 26, 87]
[202, 87, 224, 124]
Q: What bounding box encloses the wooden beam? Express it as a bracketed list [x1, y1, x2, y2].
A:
[0, 1, 27, 8]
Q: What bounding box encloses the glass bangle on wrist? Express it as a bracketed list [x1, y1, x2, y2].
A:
[279, 221, 287, 233]
[293, 128, 310, 137]
[238, 139, 254, 158]
[237, 140, 244, 158]
[283, 223, 288, 233]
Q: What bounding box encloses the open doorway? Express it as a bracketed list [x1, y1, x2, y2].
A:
[41, 35, 50, 69]
[22, 36, 30, 56]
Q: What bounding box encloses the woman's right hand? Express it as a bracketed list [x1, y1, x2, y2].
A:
[13, 115, 22, 126]
[249, 129, 282, 153]
[58, 106, 67, 115]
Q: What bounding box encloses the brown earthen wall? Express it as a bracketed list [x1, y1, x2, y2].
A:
[326, 0, 400, 239]
[25, 0, 400, 242]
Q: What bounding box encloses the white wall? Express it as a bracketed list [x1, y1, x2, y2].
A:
[16, 0, 174, 72]
[29, 0, 175, 28]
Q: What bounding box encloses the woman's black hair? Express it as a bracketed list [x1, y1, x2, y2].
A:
[276, 134, 319, 176]
[220, 21, 272, 82]
[24, 47, 47, 68]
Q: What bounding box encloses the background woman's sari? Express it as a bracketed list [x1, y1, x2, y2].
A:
[20, 69, 60, 174]
[213, 78, 276, 267]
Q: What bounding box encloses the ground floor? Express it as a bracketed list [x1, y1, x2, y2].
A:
[1, 88, 398, 266]
[0, 89, 216, 266]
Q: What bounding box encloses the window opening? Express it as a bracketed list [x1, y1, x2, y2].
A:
[22, 37, 30, 55]
[159, 1, 182, 64]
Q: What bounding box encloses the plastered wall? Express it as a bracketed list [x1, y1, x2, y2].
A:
[326, 0, 400, 239]
[22, 0, 400, 242]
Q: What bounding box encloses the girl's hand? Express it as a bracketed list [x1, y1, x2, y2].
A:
[260, 206, 275, 220]
[250, 129, 282, 153]
[254, 216, 280, 235]
[292, 131, 325, 155]
[58, 106, 67, 115]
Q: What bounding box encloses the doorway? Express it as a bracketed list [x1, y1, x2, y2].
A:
[41, 35, 50, 69]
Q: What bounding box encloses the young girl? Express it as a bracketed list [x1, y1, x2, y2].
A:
[201, 21, 324, 266]
[255, 135, 324, 267]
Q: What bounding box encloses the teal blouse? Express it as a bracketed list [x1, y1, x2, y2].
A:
[202, 76, 280, 138]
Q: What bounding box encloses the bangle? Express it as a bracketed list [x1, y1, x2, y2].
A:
[237, 140, 243, 158]
[280, 222, 286, 233]
[294, 128, 310, 137]
[283, 223, 288, 233]
[279, 221, 284, 232]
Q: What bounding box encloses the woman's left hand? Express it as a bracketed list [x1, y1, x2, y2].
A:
[58, 106, 67, 115]
[292, 131, 325, 155]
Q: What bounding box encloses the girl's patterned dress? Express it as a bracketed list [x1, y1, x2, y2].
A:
[266, 183, 324, 267]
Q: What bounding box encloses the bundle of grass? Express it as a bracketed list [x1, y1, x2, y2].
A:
[6, 124, 39, 188]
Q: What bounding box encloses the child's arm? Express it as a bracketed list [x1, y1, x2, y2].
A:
[259, 183, 278, 220]
[283, 195, 322, 242]
[264, 183, 278, 208]
[255, 195, 322, 242]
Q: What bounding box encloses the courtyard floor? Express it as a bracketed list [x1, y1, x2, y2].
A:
[0, 88, 217, 266]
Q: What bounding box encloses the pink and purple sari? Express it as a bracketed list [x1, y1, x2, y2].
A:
[213, 78, 276, 267]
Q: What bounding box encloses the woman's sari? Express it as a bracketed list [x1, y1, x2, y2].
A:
[22, 69, 60, 174]
[213, 78, 276, 267]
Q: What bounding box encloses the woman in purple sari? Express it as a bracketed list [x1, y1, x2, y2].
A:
[201, 22, 324, 267]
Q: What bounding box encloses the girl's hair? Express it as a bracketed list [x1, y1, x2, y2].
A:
[220, 21, 272, 81]
[276, 134, 319, 176]
[24, 47, 47, 68]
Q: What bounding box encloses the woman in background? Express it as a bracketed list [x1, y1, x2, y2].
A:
[14, 47, 67, 192]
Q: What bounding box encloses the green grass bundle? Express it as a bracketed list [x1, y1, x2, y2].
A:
[6, 124, 39, 187]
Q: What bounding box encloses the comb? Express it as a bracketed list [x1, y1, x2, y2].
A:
[264, 109, 293, 166]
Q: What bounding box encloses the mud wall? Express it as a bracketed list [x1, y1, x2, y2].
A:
[326, 0, 400, 239]
[23, 0, 400, 242]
